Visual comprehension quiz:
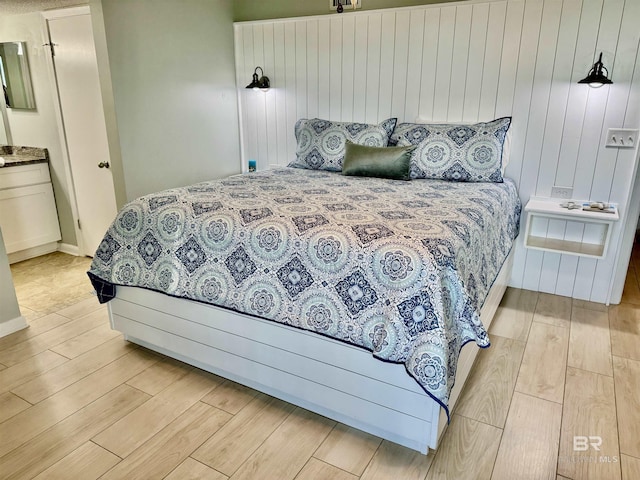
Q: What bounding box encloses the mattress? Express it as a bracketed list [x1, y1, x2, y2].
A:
[88, 167, 521, 416]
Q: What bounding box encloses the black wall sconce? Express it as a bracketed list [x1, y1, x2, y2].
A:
[246, 66, 270, 92]
[578, 52, 613, 88]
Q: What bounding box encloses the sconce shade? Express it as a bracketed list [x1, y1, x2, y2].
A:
[578, 52, 613, 88]
[246, 66, 270, 91]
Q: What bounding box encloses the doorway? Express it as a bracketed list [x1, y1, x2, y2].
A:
[45, 8, 117, 257]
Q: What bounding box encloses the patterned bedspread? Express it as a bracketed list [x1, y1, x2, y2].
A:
[88, 167, 521, 415]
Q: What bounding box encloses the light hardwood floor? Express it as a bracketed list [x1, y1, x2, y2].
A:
[2, 249, 639, 479]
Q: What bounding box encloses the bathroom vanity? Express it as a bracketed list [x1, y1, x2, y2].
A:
[0, 146, 61, 262]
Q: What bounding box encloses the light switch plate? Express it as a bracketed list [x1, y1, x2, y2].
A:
[605, 128, 639, 149]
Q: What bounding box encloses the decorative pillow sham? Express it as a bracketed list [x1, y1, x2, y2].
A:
[289, 117, 397, 171]
[413, 116, 513, 175]
[342, 141, 415, 180]
[391, 117, 512, 182]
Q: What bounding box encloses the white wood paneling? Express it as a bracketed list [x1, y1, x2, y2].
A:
[295, 21, 308, 121]
[448, 4, 472, 122]
[353, 15, 368, 119]
[329, 17, 343, 120]
[405, 9, 426, 123]
[390, 11, 411, 121]
[273, 23, 287, 164]
[433, 6, 456, 121]
[417, 8, 440, 121]
[378, 12, 396, 120]
[463, 3, 489, 122]
[284, 22, 298, 162]
[263, 24, 278, 169]
[364, 14, 382, 123]
[341, 15, 356, 121]
[234, 0, 640, 303]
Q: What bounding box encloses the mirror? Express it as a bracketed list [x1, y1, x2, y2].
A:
[0, 42, 36, 110]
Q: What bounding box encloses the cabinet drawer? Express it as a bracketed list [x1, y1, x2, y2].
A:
[0, 183, 61, 254]
[0, 163, 51, 190]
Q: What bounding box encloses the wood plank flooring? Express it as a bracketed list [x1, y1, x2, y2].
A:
[2, 250, 639, 479]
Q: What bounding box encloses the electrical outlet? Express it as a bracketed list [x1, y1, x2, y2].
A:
[605, 128, 639, 149]
[551, 186, 573, 199]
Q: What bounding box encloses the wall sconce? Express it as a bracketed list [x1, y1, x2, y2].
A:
[330, 0, 359, 11]
[246, 66, 270, 92]
[578, 52, 613, 88]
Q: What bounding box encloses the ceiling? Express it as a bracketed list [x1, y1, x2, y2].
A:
[0, 0, 87, 16]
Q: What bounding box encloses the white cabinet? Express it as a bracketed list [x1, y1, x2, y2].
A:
[524, 198, 619, 259]
[0, 163, 61, 255]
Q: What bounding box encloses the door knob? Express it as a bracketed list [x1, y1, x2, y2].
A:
[98, 161, 110, 169]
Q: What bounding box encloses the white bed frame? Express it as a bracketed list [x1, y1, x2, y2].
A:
[108, 249, 513, 454]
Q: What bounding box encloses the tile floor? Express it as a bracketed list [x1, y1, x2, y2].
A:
[1, 249, 639, 479]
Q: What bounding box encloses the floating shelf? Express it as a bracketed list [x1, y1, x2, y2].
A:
[524, 197, 619, 259]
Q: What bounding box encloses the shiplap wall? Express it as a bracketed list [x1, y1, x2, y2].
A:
[234, 0, 640, 303]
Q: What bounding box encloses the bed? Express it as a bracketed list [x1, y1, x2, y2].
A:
[89, 165, 521, 453]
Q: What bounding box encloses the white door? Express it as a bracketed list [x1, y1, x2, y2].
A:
[48, 13, 117, 257]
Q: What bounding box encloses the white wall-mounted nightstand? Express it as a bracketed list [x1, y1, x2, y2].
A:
[524, 197, 619, 259]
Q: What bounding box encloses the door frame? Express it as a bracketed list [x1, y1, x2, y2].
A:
[41, 5, 95, 257]
[609, 146, 640, 304]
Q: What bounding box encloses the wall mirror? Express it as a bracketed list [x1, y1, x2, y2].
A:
[0, 41, 36, 110]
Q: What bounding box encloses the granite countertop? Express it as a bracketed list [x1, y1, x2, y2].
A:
[0, 145, 49, 167]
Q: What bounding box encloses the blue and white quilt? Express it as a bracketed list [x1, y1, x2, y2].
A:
[88, 167, 521, 415]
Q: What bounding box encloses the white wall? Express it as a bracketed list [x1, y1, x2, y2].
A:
[94, 0, 241, 201]
[235, 0, 640, 304]
[0, 12, 77, 246]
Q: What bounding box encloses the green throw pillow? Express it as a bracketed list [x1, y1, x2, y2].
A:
[342, 141, 415, 180]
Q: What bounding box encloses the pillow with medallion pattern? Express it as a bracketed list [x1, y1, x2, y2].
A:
[288, 117, 397, 172]
[390, 117, 511, 182]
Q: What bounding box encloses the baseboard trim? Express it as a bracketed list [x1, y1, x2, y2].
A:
[8, 243, 58, 264]
[0, 316, 28, 338]
[58, 242, 80, 256]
